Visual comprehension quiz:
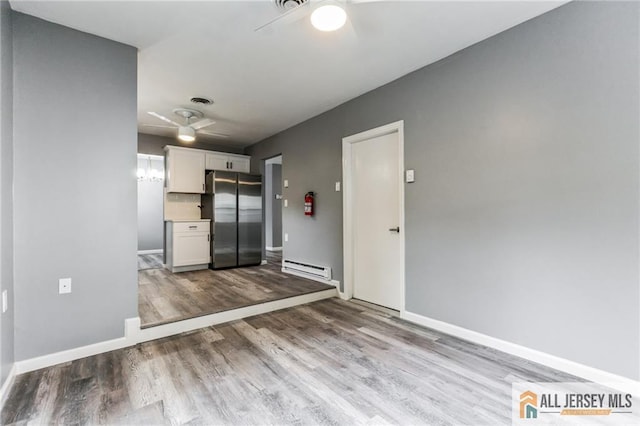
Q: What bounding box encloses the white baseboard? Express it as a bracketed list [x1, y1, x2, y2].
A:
[15, 317, 141, 375]
[266, 247, 282, 252]
[12, 296, 637, 402]
[137, 249, 163, 255]
[135, 288, 337, 344]
[13, 290, 338, 375]
[16, 338, 129, 374]
[401, 310, 640, 395]
[0, 363, 16, 408]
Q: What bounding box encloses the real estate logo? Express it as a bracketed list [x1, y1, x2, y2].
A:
[512, 382, 639, 424]
[520, 390, 538, 419]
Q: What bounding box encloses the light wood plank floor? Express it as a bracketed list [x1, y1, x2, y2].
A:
[138, 250, 333, 328]
[137, 253, 163, 271]
[2, 298, 578, 425]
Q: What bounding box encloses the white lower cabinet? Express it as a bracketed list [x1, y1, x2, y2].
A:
[165, 221, 211, 272]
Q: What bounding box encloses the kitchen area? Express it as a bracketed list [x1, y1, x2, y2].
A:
[163, 146, 260, 273]
[137, 145, 335, 329]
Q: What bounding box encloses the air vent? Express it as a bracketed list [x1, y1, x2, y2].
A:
[274, 0, 308, 12]
[190, 96, 213, 105]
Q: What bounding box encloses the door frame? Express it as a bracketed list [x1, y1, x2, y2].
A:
[263, 155, 283, 252]
[342, 120, 405, 313]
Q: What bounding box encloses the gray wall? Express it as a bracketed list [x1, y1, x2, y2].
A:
[247, 1, 640, 380]
[138, 132, 244, 156]
[248, 106, 345, 277]
[0, 0, 14, 385]
[271, 165, 282, 248]
[13, 14, 138, 360]
[265, 164, 273, 248]
[265, 163, 282, 249]
[137, 156, 164, 251]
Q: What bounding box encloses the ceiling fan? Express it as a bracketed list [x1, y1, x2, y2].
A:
[255, 0, 381, 34]
[144, 108, 229, 142]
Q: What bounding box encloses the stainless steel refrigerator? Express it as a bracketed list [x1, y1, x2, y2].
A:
[201, 171, 262, 269]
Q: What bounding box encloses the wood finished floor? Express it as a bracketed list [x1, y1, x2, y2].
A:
[137, 253, 163, 271]
[1, 298, 579, 425]
[138, 251, 334, 328]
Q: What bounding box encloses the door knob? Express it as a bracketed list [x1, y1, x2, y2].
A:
[388, 227, 400, 233]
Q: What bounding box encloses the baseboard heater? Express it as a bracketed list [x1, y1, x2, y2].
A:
[282, 259, 332, 281]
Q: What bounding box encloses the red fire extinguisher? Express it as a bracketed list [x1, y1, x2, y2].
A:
[304, 192, 314, 216]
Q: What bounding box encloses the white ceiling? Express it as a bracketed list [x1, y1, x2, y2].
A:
[10, 0, 567, 148]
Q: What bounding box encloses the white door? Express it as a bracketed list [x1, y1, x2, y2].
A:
[351, 131, 402, 310]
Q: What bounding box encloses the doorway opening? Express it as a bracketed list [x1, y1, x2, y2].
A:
[264, 155, 283, 265]
[136, 149, 334, 330]
[136, 154, 165, 271]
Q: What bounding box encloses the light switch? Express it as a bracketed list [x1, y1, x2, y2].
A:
[335, 182, 341, 192]
[284, 199, 288, 207]
[2, 290, 7, 313]
[284, 233, 289, 242]
[406, 169, 415, 183]
[283, 179, 289, 188]
[59, 278, 72, 294]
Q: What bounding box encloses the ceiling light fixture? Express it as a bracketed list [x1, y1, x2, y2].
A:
[178, 126, 196, 142]
[310, 4, 347, 32]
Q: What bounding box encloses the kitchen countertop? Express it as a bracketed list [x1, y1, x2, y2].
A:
[165, 219, 211, 222]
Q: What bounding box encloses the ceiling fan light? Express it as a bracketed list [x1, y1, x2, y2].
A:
[178, 126, 195, 142]
[310, 4, 347, 32]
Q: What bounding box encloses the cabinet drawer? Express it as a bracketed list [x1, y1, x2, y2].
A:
[173, 222, 210, 233]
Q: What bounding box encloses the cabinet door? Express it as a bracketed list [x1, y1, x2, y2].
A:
[173, 232, 210, 266]
[228, 156, 250, 173]
[168, 150, 205, 193]
[205, 153, 230, 171]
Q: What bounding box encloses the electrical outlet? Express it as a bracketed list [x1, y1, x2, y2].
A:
[284, 199, 288, 208]
[284, 179, 289, 188]
[284, 233, 289, 242]
[59, 278, 72, 294]
[2, 290, 7, 313]
[406, 169, 415, 183]
[335, 182, 341, 192]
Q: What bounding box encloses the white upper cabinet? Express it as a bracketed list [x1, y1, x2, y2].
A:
[205, 152, 250, 173]
[227, 154, 250, 173]
[165, 146, 251, 193]
[205, 153, 229, 171]
[165, 147, 205, 193]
